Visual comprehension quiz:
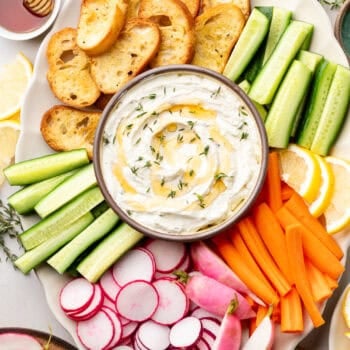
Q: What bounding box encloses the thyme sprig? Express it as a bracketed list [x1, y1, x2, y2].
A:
[318, 0, 345, 9]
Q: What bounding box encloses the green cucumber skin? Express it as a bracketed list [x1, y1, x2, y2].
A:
[223, 8, 270, 82]
[47, 209, 119, 274]
[20, 186, 104, 250]
[7, 170, 77, 214]
[34, 163, 96, 218]
[300, 27, 314, 51]
[311, 65, 350, 156]
[14, 213, 94, 274]
[265, 60, 313, 148]
[77, 223, 143, 283]
[249, 20, 314, 105]
[4, 149, 89, 185]
[296, 60, 337, 148]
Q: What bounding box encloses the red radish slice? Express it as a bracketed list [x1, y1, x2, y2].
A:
[77, 310, 115, 350]
[145, 240, 187, 273]
[176, 254, 190, 272]
[115, 280, 159, 322]
[169, 316, 202, 347]
[100, 268, 121, 301]
[103, 296, 117, 310]
[154, 271, 177, 280]
[0, 333, 42, 350]
[111, 347, 133, 350]
[191, 308, 222, 322]
[201, 329, 215, 348]
[112, 248, 155, 286]
[137, 320, 170, 350]
[121, 320, 139, 339]
[60, 278, 94, 313]
[201, 318, 221, 337]
[102, 307, 123, 347]
[134, 337, 148, 350]
[196, 338, 210, 350]
[119, 315, 131, 326]
[151, 278, 189, 325]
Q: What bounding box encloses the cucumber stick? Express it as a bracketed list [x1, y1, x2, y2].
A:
[4, 149, 89, 185]
[249, 20, 314, 105]
[48, 209, 119, 274]
[7, 169, 77, 214]
[77, 223, 143, 283]
[297, 60, 337, 148]
[20, 186, 104, 250]
[265, 60, 312, 148]
[311, 65, 350, 155]
[223, 8, 270, 82]
[34, 163, 97, 218]
[14, 213, 94, 274]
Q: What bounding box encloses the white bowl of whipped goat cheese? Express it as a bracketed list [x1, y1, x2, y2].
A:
[94, 65, 268, 241]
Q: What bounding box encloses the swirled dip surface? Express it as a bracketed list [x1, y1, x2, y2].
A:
[102, 71, 263, 234]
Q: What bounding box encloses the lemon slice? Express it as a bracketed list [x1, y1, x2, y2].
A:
[323, 156, 350, 234]
[308, 154, 335, 218]
[342, 285, 350, 330]
[0, 120, 21, 186]
[0, 53, 33, 121]
[278, 144, 322, 203]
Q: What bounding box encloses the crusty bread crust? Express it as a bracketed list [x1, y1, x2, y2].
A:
[126, 0, 140, 19]
[180, 0, 200, 17]
[199, 0, 250, 18]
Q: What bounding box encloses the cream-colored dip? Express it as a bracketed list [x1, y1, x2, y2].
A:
[101, 70, 263, 234]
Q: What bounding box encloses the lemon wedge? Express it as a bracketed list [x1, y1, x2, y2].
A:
[278, 144, 322, 203]
[0, 53, 33, 121]
[0, 119, 21, 185]
[323, 156, 350, 234]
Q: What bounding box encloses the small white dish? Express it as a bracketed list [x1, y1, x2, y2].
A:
[0, 0, 61, 41]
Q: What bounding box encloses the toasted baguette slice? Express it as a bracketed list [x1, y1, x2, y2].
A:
[126, 0, 140, 19]
[139, 0, 195, 67]
[179, 0, 200, 17]
[76, 0, 128, 56]
[210, 0, 250, 18]
[41, 105, 101, 159]
[192, 4, 245, 73]
[90, 18, 161, 94]
[46, 28, 100, 108]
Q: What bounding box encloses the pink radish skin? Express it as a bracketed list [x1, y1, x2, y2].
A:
[137, 320, 170, 350]
[191, 242, 264, 305]
[169, 316, 202, 347]
[102, 307, 123, 347]
[0, 333, 42, 349]
[112, 248, 155, 286]
[182, 273, 255, 319]
[151, 278, 189, 325]
[100, 268, 121, 301]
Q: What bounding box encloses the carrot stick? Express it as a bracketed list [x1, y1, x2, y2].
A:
[281, 181, 295, 201]
[256, 305, 268, 326]
[253, 203, 293, 285]
[212, 236, 279, 305]
[237, 217, 291, 296]
[280, 287, 304, 332]
[305, 259, 333, 303]
[272, 302, 281, 324]
[285, 224, 325, 328]
[284, 193, 343, 259]
[324, 274, 339, 290]
[276, 207, 345, 280]
[266, 152, 283, 212]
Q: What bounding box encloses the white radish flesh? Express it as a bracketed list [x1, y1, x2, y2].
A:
[102, 306, 123, 347]
[112, 248, 155, 286]
[100, 268, 121, 301]
[0, 333, 42, 350]
[169, 316, 202, 347]
[112, 347, 133, 350]
[137, 320, 170, 350]
[202, 329, 216, 348]
[151, 278, 189, 325]
[176, 253, 190, 272]
[121, 321, 139, 339]
[196, 338, 210, 350]
[115, 280, 159, 322]
[191, 308, 222, 322]
[201, 318, 221, 337]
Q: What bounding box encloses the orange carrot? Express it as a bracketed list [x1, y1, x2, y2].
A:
[256, 305, 269, 326]
[276, 207, 344, 280]
[253, 203, 293, 285]
[281, 181, 295, 201]
[212, 235, 279, 305]
[272, 302, 281, 324]
[237, 217, 291, 296]
[284, 193, 343, 260]
[324, 274, 339, 290]
[285, 224, 325, 328]
[280, 287, 304, 332]
[305, 259, 333, 303]
[266, 152, 283, 212]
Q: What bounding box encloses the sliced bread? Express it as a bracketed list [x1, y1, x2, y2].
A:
[46, 27, 100, 108]
[210, 0, 250, 18]
[179, 0, 200, 17]
[76, 0, 128, 56]
[126, 0, 140, 19]
[191, 4, 245, 73]
[40, 105, 101, 159]
[138, 0, 195, 67]
[90, 18, 161, 94]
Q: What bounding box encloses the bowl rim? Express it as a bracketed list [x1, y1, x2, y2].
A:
[94, 64, 269, 242]
[0, 0, 61, 41]
[334, 0, 350, 63]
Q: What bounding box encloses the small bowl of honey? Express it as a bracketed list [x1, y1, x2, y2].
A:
[0, 0, 61, 41]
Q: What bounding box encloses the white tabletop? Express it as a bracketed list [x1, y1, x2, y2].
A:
[0, 1, 346, 349]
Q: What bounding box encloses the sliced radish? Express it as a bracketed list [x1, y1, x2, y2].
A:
[176, 253, 191, 272]
[59, 278, 94, 313]
[103, 296, 117, 310]
[77, 310, 115, 350]
[191, 308, 222, 322]
[116, 280, 159, 322]
[201, 318, 221, 337]
[111, 346, 133, 350]
[169, 316, 202, 347]
[121, 320, 139, 339]
[145, 240, 187, 273]
[100, 268, 121, 301]
[112, 248, 155, 286]
[0, 333, 42, 350]
[134, 337, 148, 350]
[151, 278, 189, 325]
[196, 338, 210, 350]
[137, 320, 170, 350]
[201, 329, 216, 348]
[102, 306, 123, 347]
